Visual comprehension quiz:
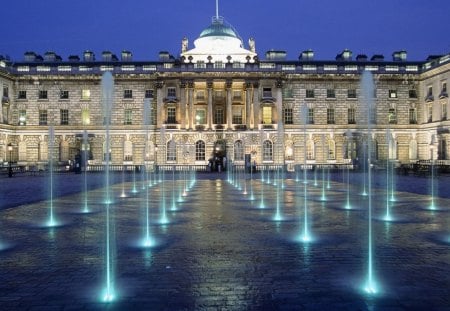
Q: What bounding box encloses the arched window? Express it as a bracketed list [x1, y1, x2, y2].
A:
[328, 140, 336, 160]
[263, 140, 273, 161]
[124, 140, 133, 161]
[306, 139, 315, 160]
[167, 140, 177, 162]
[195, 140, 205, 161]
[389, 138, 397, 160]
[409, 139, 418, 160]
[234, 140, 244, 161]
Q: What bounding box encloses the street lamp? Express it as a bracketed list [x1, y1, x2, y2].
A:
[7, 143, 13, 178]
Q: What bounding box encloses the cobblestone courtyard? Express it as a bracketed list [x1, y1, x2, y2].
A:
[0, 172, 449, 310]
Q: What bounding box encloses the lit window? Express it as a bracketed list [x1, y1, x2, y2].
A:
[389, 90, 397, 98]
[60, 109, 69, 125]
[262, 106, 272, 124]
[82, 89, 91, 100]
[18, 110, 26, 125]
[195, 109, 206, 125]
[82, 109, 90, 125]
[195, 140, 205, 161]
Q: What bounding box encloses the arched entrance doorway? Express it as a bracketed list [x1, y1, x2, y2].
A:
[211, 139, 227, 171]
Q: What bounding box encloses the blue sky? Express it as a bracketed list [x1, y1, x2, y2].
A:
[0, 0, 449, 61]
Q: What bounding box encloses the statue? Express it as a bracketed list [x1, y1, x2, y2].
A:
[181, 37, 188, 53]
[248, 38, 256, 53]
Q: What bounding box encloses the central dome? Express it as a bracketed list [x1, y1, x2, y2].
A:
[199, 19, 239, 39]
[180, 16, 257, 64]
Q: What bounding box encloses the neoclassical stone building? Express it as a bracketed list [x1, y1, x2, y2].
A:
[0, 15, 449, 171]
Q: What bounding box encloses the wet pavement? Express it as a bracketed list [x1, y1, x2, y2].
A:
[0, 172, 449, 310]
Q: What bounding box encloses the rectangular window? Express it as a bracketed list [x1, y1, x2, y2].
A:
[60, 109, 69, 125]
[60, 90, 69, 99]
[443, 82, 447, 93]
[409, 108, 417, 124]
[232, 107, 243, 124]
[306, 89, 315, 98]
[145, 89, 154, 98]
[442, 103, 447, 120]
[388, 108, 397, 124]
[197, 90, 205, 100]
[347, 89, 357, 98]
[233, 90, 242, 100]
[389, 90, 398, 98]
[428, 104, 433, 122]
[195, 109, 206, 125]
[124, 109, 133, 125]
[409, 89, 417, 98]
[214, 107, 224, 124]
[167, 87, 176, 98]
[3, 86, 9, 97]
[326, 89, 335, 98]
[39, 90, 48, 100]
[123, 89, 133, 99]
[327, 108, 335, 124]
[150, 103, 157, 125]
[195, 61, 206, 69]
[262, 106, 272, 124]
[284, 108, 293, 124]
[82, 89, 91, 100]
[39, 110, 48, 125]
[348, 108, 356, 124]
[18, 110, 26, 125]
[167, 107, 176, 123]
[308, 108, 314, 124]
[82, 109, 90, 125]
[262, 88, 272, 98]
[18, 90, 27, 99]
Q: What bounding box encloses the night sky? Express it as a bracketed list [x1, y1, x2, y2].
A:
[1, 0, 449, 62]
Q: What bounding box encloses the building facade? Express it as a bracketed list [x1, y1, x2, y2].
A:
[0, 16, 449, 171]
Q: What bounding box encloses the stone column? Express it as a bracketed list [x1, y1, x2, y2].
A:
[188, 81, 194, 130]
[275, 80, 283, 127]
[155, 81, 163, 128]
[253, 82, 260, 128]
[245, 82, 252, 129]
[207, 80, 213, 130]
[180, 81, 186, 129]
[226, 80, 233, 130]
